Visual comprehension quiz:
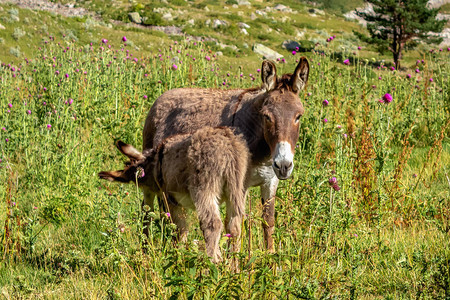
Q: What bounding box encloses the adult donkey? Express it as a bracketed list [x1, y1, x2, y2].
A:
[142, 58, 309, 252]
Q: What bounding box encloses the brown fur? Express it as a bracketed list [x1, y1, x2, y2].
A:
[99, 127, 249, 264]
[141, 58, 310, 252]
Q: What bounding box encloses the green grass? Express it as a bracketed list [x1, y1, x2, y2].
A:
[0, 33, 449, 298]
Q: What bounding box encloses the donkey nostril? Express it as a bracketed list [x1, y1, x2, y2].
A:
[288, 162, 293, 169]
[274, 162, 280, 169]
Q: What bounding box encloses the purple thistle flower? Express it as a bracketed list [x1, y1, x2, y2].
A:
[27, 110, 31, 115]
[329, 177, 337, 185]
[8, 103, 12, 108]
[122, 36, 127, 42]
[322, 99, 329, 106]
[357, 46, 361, 50]
[390, 66, 395, 71]
[172, 64, 178, 70]
[429, 78, 433, 82]
[166, 212, 171, 218]
[382, 93, 393, 104]
[415, 69, 420, 73]
[292, 50, 297, 55]
[332, 184, 341, 191]
[406, 74, 411, 79]
[65, 73, 69, 78]
[205, 55, 211, 61]
[47, 124, 52, 129]
[143, 95, 148, 99]
[323, 118, 328, 123]
[5, 138, 9, 142]
[55, 70, 60, 75]
[102, 39, 108, 44]
[224, 233, 232, 238]
[343, 59, 350, 65]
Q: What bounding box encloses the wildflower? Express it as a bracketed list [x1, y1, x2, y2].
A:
[429, 78, 433, 82]
[27, 110, 31, 114]
[102, 38, 108, 44]
[357, 46, 361, 50]
[390, 66, 395, 71]
[2, 127, 6, 131]
[43, 87, 47, 92]
[8, 103, 12, 108]
[343, 133, 348, 138]
[166, 212, 171, 218]
[68, 98, 73, 105]
[415, 69, 420, 73]
[353, 233, 358, 237]
[5, 138, 9, 142]
[47, 124, 52, 129]
[323, 118, 328, 123]
[143, 95, 148, 99]
[55, 70, 60, 75]
[172, 64, 178, 70]
[406, 74, 411, 79]
[343, 59, 350, 65]
[205, 55, 211, 61]
[378, 76, 382, 80]
[136, 166, 145, 178]
[329, 177, 337, 185]
[11, 202, 16, 207]
[381, 93, 393, 104]
[65, 73, 69, 78]
[292, 50, 296, 55]
[122, 36, 127, 42]
[337, 125, 342, 129]
[224, 233, 232, 238]
[322, 99, 329, 106]
[332, 184, 341, 191]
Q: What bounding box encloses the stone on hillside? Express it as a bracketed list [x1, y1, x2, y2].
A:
[250, 12, 257, 20]
[187, 19, 195, 26]
[128, 12, 142, 24]
[205, 6, 210, 12]
[162, 12, 173, 21]
[205, 19, 211, 26]
[253, 43, 283, 60]
[237, 0, 251, 5]
[274, 4, 292, 13]
[212, 19, 228, 28]
[232, 4, 238, 8]
[255, 10, 267, 17]
[215, 51, 223, 56]
[241, 28, 249, 35]
[238, 22, 250, 29]
[282, 40, 301, 51]
[0, 24, 5, 30]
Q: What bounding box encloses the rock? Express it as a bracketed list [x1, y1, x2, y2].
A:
[250, 13, 257, 20]
[243, 43, 249, 48]
[128, 12, 142, 24]
[296, 30, 305, 39]
[255, 10, 267, 17]
[241, 28, 248, 35]
[237, 11, 244, 16]
[205, 19, 211, 26]
[238, 22, 250, 29]
[0, 24, 5, 30]
[274, 4, 292, 13]
[212, 19, 228, 28]
[215, 51, 223, 56]
[237, 0, 251, 5]
[187, 19, 195, 26]
[205, 6, 210, 12]
[253, 43, 283, 60]
[232, 4, 238, 8]
[282, 40, 301, 51]
[10, 15, 20, 22]
[162, 12, 173, 21]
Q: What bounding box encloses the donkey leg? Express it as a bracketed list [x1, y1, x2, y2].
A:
[141, 187, 156, 249]
[260, 177, 279, 253]
[225, 200, 244, 272]
[195, 196, 223, 263]
[167, 202, 189, 243]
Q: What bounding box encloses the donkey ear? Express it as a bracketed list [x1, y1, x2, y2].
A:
[261, 60, 277, 92]
[291, 57, 309, 93]
[98, 170, 131, 183]
[116, 140, 145, 161]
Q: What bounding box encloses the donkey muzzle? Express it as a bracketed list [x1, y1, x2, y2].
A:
[272, 141, 294, 180]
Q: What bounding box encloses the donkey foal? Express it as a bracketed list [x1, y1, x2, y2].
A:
[99, 126, 249, 263]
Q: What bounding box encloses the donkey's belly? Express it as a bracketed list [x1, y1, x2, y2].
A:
[246, 161, 276, 188]
[169, 192, 195, 209]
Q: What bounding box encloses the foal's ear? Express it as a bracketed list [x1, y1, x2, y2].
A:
[261, 60, 277, 92]
[291, 57, 309, 93]
[98, 170, 131, 183]
[116, 140, 145, 161]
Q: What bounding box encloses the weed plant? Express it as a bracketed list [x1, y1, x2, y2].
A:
[0, 36, 449, 298]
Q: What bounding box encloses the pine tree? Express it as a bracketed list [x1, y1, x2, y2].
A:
[354, 0, 446, 68]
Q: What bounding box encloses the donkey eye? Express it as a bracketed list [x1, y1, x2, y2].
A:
[295, 114, 301, 123]
[264, 114, 272, 123]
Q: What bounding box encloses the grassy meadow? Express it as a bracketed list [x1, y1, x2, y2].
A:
[1, 30, 450, 299]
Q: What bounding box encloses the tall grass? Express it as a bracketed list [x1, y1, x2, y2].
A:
[0, 36, 449, 298]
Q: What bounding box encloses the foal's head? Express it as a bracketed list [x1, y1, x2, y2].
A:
[259, 58, 309, 179]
